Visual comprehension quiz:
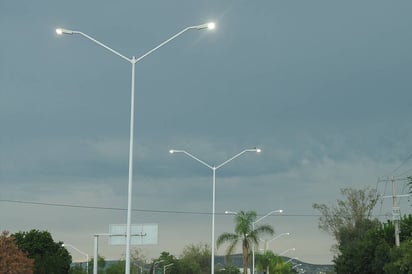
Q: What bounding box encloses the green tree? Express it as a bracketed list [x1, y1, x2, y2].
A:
[150, 251, 188, 274]
[215, 264, 241, 274]
[217, 210, 274, 274]
[333, 218, 388, 273]
[12, 229, 71, 274]
[69, 264, 87, 274]
[255, 250, 292, 274]
[384, 238, 412, 274]
[313, 187, 381, 273]
[0, 230, 34, 274]
[179, 243, 211, 274]
[87, 256, 106, 274]
[313, 187, 380, 247]
[106, 248, 147, 274]
[131, 248, 147, 273]
[105, 260, 125, 274]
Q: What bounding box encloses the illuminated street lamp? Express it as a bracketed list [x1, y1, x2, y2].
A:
[252, 210, 283, 274]
[163, 263, 174, 274]
[264, 232, 290, 250]
[56, 22, 215, 274]
[170, 148, 261, 274]
[280, 247, 296, 256]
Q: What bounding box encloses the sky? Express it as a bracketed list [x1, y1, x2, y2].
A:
[1, 0, 412, 265]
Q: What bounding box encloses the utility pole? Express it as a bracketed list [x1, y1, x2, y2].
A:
[380, 176, 411, 247]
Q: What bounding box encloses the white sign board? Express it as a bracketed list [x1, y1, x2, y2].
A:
[109, 224, 158, 245]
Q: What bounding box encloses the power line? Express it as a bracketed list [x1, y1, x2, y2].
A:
[0, 198, 394, 218]
[387, 152, 412, 177]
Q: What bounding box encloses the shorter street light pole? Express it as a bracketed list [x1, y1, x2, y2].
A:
[170, 148, 261, 274]
[62, 243, 89, 274]
[265, 232, 290, 250]
[252, 210, 283, 274]
[153, 260, 164, 274]
[163, 263, 174, 274]
[285, 257, 299, 264]
[280, 247, 296, 256]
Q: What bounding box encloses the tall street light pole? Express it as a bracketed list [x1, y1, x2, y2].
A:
[252, 209, 283, 274]
[265, 232, 290, 250]
[169, 148, 261, 274]
[280, 247, 296, 256]
[55, 22, 215, 274]
[62, 243, 89, 274]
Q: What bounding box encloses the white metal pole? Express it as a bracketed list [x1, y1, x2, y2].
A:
[252, 222, 255, 274]
[252, 210, 283, 274]
[93, 235, 98, 274]
[169, 148, 260, 274]
[56, 24, 214, 274]
[125, 57, 136, 274]
[211, 167, 216, 274]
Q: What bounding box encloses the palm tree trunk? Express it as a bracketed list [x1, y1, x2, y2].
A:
[242, 244, 248, 274]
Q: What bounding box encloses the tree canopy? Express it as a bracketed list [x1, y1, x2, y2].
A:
[217, 210, 275, 274]
[313, 187, 380, 244]
[12, 229, 71, 274]
[313, 187, 412, 273]
[0, 230, 34, 274]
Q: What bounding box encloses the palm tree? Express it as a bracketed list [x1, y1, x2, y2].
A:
[256, 250, 293, 274]
[217, 210, 274, 274]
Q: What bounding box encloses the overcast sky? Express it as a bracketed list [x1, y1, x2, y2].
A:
[1, 0, 412, 265]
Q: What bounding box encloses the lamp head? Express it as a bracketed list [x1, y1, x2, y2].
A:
[207, 22, 216, 30]
[169, 150, 175, 154]
[55, 28, 74, 35]
[194, 22, 216, 30]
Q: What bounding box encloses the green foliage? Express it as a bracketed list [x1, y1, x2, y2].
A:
[12, 229, 71, 274]
[105, 260, 125, 274]
[255, 250, 293, 274]
[179, 243, 211, 274]
[384, 238, 412, 274]
[332, 214, 412, 274]
[215, 264, 241, 274]
[87, 256, 106, 274]
[334, 218, 387, 273]
[313, 187, 380, 244]
[69, 264, 87, 274]
[150, 251, 181, 274]
[217, 210, 275, 274]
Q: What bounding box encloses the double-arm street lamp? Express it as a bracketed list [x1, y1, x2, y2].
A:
[252, 209, 283, 274]
[56, 22, 215, 274]
[264, 232, 290, 250]
[169, 148, 261, 274]
[163, 263, 174, 274]
[153, 260, 164, 274]
[62, 243, 89, 274]
[280, 247, 296, 256]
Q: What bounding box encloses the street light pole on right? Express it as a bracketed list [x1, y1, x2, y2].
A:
[170, 148, 261, 274]
[252, 209, 283, 274]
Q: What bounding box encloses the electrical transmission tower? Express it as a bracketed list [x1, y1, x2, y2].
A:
[378, 176, 411, 247]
